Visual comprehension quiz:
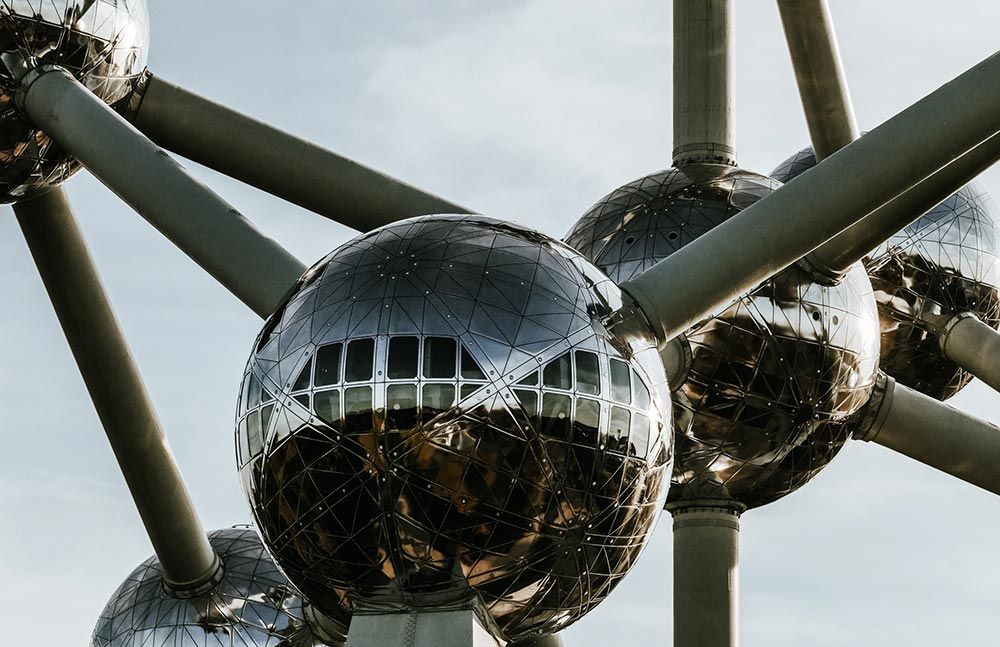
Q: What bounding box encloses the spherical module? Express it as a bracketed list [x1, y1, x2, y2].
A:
[236, 215, 671, 641]
[565, 165, 882, 509]
[0, 1, 149, 201]
[772, 147, 1000, 401]
[91, 528, 340, 647]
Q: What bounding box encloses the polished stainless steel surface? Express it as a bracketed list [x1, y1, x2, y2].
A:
[565, 166, 881, 509]
[773, 147, 1000, 400]
[91, 527, 339, 646]
[237, 215, 671, 641]
[0, 0, 148, 201]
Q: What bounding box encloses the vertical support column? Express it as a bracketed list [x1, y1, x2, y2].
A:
[347, 609, 500, 647]
[669, 501, 745, 647]
[13, 187, 221, 592]
[777, 0, 859, 160]
[673, 0, 737, 167]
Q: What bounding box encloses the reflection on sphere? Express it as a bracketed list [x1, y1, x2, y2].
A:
[0, 1, 149, 201]
[237, 215, 671, 641]
[91, 527, 334, 647]
[773, 147, 1000, 401]
[565, 165, 881, 509]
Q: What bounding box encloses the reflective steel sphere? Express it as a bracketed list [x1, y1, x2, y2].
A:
[565, 166, 881, 509]
[236, 215, 671, 641]
[0, 0, 149, 201]
[91, 527, 339, 647]
[773, 147, 1000, 400]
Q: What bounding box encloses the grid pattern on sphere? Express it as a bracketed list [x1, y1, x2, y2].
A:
[565, 167, 881, 509]
[773, 147, 1000, 401]
[90, 528, 329, 647]
[237, 215, 671, 641]
[0, 0, 149, 201]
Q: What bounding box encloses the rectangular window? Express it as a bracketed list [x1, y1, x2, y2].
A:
[461, 347, 487, 380]
[261, 403, 275, 438]
[460, 383, 482, 400]
[631, 414, 650, 459]
[292, 358, 312, 392]
[574, 397, 600, 445]
[543, 353, 572, 390]
[633, 369, 651, 411]
[540, 393, 572, 439]
[610, 359, 631, 404]
[314, 389, 341, 429]
[248, 409, 263, 456]
[345, 339, 375, 382]
[248, 373, 262, 409]
[315, 343, 343, 386]
[515, 389, 538, 420]
[237, 417, 250, 465]
[423, 383, 456, 414]
[423, 337, 457, 378]
[575, 351, 601, 395]
[609, 406, 631, 454]
[387, 337, 419, 379]
[387, 384, 418, 430]
[344, 386, 374, 433]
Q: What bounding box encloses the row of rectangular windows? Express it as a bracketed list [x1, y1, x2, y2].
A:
[238, 383, 656, 467]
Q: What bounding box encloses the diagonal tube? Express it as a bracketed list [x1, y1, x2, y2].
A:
[620, 50, 1000, 346]
[777, 0, 858, 160]
[855, 373, 1000, 495]
[801, 130, 1000, 280]
[16, 66, 306, 319]
[13, 187, 221, 591]
[936, 313, 1000, 395]
[130, 73, 473, 230]
[673, 0, 736, 166]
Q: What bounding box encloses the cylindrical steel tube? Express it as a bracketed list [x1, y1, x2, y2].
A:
[857, 375, 1000, 495]
[132, 74, 472, 231]
[622, 51, 1000, 345]
[673, 0, 736, 166]
[670, 502, 742, 647]
[777, 0, 858, 160]
[17, 66, 306, 319]
[804, 131, 1000, 279]
[939, 313, 1000, 395]
[14, 187, 220, 590]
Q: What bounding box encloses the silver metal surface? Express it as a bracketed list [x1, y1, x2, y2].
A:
[0, 0, 147, 201]
[347, 608, 500, 647]
[673, 0, 736, 166]
[616, 51, 1000, 346]
[565, 166, 881, 509]
[237, 215, 671, 641]
[91, 527, 343, 646]
[773, 148, 1000, 400]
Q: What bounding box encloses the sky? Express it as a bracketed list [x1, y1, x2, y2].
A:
[1, 1, 999, 644]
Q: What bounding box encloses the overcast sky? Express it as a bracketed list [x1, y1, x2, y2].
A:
[2, 1, 999, 645]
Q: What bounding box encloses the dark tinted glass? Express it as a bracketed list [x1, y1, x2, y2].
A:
[461, 347, 488, 380]
[540, 393, 572, 439]
[423, 337, 457, 378]
[344, 386, 373, 432]
[387, 384, 418, 430]
[574, 397, 600, 445]
[314, 390, 341, 429]
[543, 353, 571, 390]
[610, 359, 631, 404]
[315, 343, 343, 386]
[388, 337, 419, 379]
[292, 358, 312, 392]
[575, 351, 600, 395]
[345, 339, 375, 382]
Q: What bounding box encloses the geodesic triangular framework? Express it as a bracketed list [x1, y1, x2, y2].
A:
[237, 216, 672, 641]
[91, 528, 325, 647]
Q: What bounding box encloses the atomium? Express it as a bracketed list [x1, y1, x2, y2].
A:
[773, 147, 1000, 401]
[91, 527, 341, 647]
[236, 215, 671, 641]
[0, 0, 148, 201]
[565, 165, 882, 509]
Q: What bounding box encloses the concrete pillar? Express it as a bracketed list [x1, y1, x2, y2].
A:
[130, 73, 472, 231]
[777, 0, 858, 160]
[673, 0, 737, 166]
[855, 373, 1000, 495]
[347, 609, 499, 647]
[16, 65, 306, 319]
[620, 51, 1000, 346]
[669, 501, 745, 647]
[938, 313, 1000, 395]
[13, 187, 221, 591]
[803, 131, 1000, 281]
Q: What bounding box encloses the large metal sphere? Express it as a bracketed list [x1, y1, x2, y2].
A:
[773, 147, 1000, 400]
[91, 527, 339, 647]
[236, 215, 671, 641]
[0, 0, 149, 201]
[565, 166, 881, 509]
